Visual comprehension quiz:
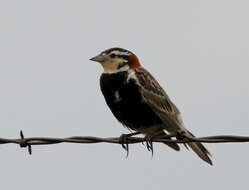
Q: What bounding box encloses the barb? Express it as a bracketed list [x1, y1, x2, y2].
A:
[1, 131, 249, 154]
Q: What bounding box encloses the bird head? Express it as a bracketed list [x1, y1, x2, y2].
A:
[90, 47, 141, 73]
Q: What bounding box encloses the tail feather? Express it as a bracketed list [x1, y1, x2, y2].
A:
[185, 130, 212, 165]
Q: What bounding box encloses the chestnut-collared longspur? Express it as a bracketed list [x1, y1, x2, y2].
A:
[90, 47, 212, 165]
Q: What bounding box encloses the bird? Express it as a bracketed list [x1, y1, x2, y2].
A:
[90, 47, 212, 165]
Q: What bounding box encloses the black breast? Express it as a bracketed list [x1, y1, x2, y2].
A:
[100, 71, 162, 130]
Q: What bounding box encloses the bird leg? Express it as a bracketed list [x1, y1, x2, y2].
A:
[144, 131, 163, 156]
[119, 132, 141, 157]
[146, 139, 153, 156]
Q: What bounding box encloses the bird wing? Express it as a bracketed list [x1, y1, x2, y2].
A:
[134, 67, 213, 165]
[134, 67, 183, 133]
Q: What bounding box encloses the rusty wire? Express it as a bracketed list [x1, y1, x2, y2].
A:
[1, 130, 249, 155]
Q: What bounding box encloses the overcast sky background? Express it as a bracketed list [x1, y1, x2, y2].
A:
[0, 0, 249, 189]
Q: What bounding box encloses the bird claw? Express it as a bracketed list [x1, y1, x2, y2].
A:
[119, 134, 129, 157]
[144, 135, 154, 157]
[119, 132, 141, 158]
[143, 131, 165, 156]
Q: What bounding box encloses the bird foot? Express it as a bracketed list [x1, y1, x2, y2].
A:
[119, 134, 129, 155]
[144, 134, 155, 156]
[143, 130, 166, 156]
[119, 132, 140, 157]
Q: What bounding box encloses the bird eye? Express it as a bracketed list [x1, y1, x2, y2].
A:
[110, 54, 116, 58]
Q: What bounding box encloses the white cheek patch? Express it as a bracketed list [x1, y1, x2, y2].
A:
[118, 64, 129, 72]
[114, 91, 121, 103]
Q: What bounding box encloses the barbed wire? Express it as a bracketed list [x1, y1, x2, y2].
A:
[1, 130, 249, 155]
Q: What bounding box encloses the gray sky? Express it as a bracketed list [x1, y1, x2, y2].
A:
[1, 0, 249, 189]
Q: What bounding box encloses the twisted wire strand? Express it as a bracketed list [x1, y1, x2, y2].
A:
[1, 131, 249, 154]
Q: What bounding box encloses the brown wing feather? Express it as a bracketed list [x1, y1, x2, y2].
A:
[134, 67, 183, 133]
[134, 67, 213, 165]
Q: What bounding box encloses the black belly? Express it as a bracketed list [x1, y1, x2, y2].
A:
[100, 72, 162, 130]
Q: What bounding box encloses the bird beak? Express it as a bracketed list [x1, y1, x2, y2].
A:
[90, 54, 105, 63]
